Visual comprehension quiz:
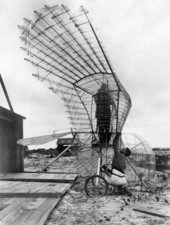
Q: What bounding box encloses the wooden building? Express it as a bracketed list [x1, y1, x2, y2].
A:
[0, 106, 25, 172]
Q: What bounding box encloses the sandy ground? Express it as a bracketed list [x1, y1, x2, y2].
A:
[45, 176, 170, 225]
[25, 155, 170, 225]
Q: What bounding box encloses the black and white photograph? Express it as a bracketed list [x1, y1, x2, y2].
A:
[0, 0, 169, 224]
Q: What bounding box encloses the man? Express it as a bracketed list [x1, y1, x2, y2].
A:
[110, 132, 132, 195]
[94, 83, 116, 145]
[102, 132, 132, 195]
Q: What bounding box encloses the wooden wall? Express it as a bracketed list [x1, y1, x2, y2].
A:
[0, 107, 25, 172]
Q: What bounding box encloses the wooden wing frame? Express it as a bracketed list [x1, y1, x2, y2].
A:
[18, 5, 131, 143]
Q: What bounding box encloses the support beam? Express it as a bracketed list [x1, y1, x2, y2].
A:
[41, 146, 71, 172]
[0, 74, 14, 112]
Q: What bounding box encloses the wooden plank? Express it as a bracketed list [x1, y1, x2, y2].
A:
[0, 198, 9, 206]
[0, 173, 77, 183]
[38, 173, 58, 179]
[1, 185, 71, 225]
[36, 182, 64, 193]
[24, 198, 60, 225]
[19, 182, 49, 193]
[6, 172, 75, 178]
[0, 182, 42, 197]
[0, 192, 60, 199]
[25, 198, 47, 210]
[36, 182, 71, 194]
[0, 181, 46, 195]
[19, 181, 57, 194]
[0, 173, 75, 225]
[4, 173, 41, 179]
[0, 181, 15, 188]
[0, 181, 28, 193]
[8, 209, 33, 225]
[28, 182, 57, 194]
[0, 199, 36, 225]
[0, 177, 76, 183]
[0, 183, 58, 197]
[133, 206, 170, 218]
[1, 196, 21, 206]
[25, 171, 77, 174]
[0, 198, 31, 223]
[0, 182, 72, 199]
[0, 198, 21, 220]
[0, 181, 48, 194]
[0, 174, 77, 190]
[16, 182, 53, 193]
[32, 183, 74, 225]
[0, 203, 8, 212]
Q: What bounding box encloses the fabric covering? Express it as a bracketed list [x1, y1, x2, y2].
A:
[104, 169, 127, 186]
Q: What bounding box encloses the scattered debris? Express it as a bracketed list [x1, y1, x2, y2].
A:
[133, 206, 170, 218]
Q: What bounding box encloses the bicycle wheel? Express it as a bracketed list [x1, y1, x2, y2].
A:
[85, 175, 108, 197]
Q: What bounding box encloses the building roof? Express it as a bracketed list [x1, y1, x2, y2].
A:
[0, 106, 25, 121]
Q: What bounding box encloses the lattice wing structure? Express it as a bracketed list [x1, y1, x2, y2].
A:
[19, 5, 131, 141]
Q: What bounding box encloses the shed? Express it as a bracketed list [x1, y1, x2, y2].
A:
[0, 106, 25, 172]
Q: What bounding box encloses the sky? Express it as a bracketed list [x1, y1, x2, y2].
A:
[0, 0, 170, 148]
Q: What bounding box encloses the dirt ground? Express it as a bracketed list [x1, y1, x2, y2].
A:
[25, 155, 170, 225]
[45, 177, 170, 225]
